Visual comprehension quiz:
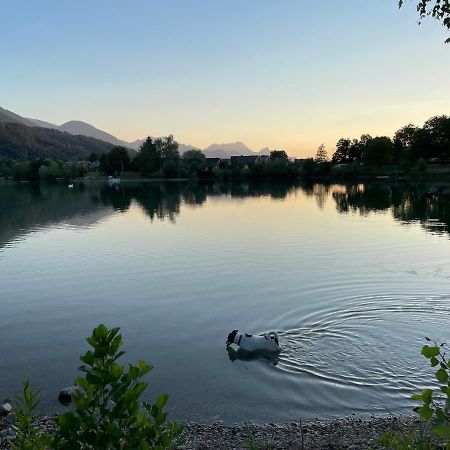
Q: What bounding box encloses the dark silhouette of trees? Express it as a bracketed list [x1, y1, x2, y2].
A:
[315, 144, 328, 163]
[99, 146, 131, 175]
[88, 152, 98, 162]
[332, 115, 450, 167]
[331, 136, 369, 164]
[398, 0, 450, 43]
[364, 137, 393, 166]
[0, 122, 113, 161]
[270, 150, 289, 160]
[181, 149, 206, 176]
[134, 136, 180, 177]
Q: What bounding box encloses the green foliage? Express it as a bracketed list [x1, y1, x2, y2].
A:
[99, 146, 131, 175]
[381, 339, 450, 448]
[363, 136, 393, 166]
[181, 149, 206, 176]
[398, 0, 450, 43]
[10, 380, 51, 450]
[134, 136, 180, 177]
[378, 426, 433, 450]
[39, 161, 87, 180]
[53, 324, 183, 450]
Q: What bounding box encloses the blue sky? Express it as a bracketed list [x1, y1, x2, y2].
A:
[1, 0, 449, 156]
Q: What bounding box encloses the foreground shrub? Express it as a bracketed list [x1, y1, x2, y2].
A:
[54, 324, 183, 449]
[380, 338, 450, 449]
[11, 324, 182, 450]
[10, 380, 51, 450]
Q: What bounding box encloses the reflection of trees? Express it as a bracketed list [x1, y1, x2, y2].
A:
[0, 180, 300, 249]
[0, 183, 112, 249]
[331, 183, 450, 237]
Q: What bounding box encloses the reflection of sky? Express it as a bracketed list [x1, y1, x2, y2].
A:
[1, 1, 449, 156]
[1, 184, 450, 421]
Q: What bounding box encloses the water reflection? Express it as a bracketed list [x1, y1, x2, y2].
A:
[332, 183, 450, 237]
[225, 346, 280, 366]
[1, 181, 450, 251]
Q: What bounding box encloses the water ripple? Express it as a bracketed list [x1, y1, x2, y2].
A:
[275, 294, 450, 396]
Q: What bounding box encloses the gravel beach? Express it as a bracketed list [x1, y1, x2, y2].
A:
[0, 414, 418, 449]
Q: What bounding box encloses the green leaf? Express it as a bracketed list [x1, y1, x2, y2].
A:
[412, 389, 433, 404]
[80, 351, 95, 365]
[436, 368, 448, 383]
[430, 356, 439, 367]
[129, 365, 140, 380]
[155, 393, 169, 409]
[86, 373, 102, 385]
[133, 382, 148, 398]
[93, 324, 108, 341]
[93, 345, 108, 358]
[111, 362, 123, 380]
[418, 405, 433, 420]
[106, 327, 121, 343]
[421, 345, 440, 358]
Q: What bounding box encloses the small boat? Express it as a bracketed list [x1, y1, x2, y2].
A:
[68, 183, 74, 189]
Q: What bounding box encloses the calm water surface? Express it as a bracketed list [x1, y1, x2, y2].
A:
[1, 181, 450, 423]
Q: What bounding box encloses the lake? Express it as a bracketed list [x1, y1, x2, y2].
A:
[1, 180, 450, 423]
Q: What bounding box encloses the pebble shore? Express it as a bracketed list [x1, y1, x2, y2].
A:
[0, 414, 418, 449]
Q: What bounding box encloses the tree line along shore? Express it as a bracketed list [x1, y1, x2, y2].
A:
[0, 114, 449, 182]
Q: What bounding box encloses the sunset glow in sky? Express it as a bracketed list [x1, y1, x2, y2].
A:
[1, 0, 449, 157]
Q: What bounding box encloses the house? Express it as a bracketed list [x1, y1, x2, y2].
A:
[205, 158, 222, 170]
[294, 158, 312, 165]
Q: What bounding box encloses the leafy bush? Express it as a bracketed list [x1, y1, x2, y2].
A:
[380, 338, 450, 448]
[10, 380, 51, 450]
[53, 324, 182, 449]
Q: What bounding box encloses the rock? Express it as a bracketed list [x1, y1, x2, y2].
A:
[58, 386, 76, 406]
[0, 403, 12, 417]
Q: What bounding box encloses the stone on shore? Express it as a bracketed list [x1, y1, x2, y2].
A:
[0, 404, 12, 418]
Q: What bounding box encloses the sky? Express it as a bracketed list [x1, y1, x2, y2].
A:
[1, 0, 449, 157]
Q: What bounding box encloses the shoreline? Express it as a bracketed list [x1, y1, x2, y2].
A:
[0, 414, 419, 449]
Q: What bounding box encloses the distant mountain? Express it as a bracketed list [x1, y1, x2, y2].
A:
[27, 118, 60, 129]
[128, 138, 198, 153]
[59, 121, 129, 148]
[203, 142, 271, 158]
[0, 122, 115, 160]
[0, 106, 276, 159]
[0, 107, 36, 127]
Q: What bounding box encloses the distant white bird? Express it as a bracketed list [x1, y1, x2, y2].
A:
[226, 329, 281, 353]
[68, 183, 74, 189]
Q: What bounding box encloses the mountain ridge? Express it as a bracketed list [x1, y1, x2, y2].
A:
[0, 106, 275, 157]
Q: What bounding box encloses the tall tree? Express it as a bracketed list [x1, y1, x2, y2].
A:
[398, 0, 450, 43]
[134, 137, 162, 176]
[315, 144, 328, 163]
[134, 136, 180, 176]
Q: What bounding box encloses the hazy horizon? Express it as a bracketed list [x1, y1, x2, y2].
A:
[2, 0, 449, 157]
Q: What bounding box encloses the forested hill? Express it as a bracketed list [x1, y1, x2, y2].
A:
[0, 122, 116, 160]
